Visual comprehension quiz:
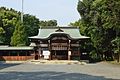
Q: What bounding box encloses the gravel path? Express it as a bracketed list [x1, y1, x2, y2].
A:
[0, 62, 120, 80]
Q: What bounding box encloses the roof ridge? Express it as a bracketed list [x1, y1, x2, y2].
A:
[41, 26, 78, 29]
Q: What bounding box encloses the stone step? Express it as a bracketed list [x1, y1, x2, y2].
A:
[27, 60, 87, 65]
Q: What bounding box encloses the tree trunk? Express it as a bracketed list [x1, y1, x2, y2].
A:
[117, 53, 120, 63]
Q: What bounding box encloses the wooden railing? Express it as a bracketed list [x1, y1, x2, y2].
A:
[0, 56, 34, 61]
[52, 55, 68, 60]
[51, 46, 68, 50]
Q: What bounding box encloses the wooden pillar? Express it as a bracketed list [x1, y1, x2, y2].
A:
[48, 40, 51, 60]
[26, 51, 27, 60]
[68, 51, 71, 60]
[38, 47, 41, 59]
[8, 51, 10, 61]
[78, 41, 81, 60]
[17, 51, 19, 61]
[38, 40, 42, 60]
[78, 47, 80, 60]
[9, 51, 10, 56]
[68, 40, 71, 60]
[34, 50, 36, 60]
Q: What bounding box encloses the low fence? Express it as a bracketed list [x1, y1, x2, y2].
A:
[0, 56, 34, 61]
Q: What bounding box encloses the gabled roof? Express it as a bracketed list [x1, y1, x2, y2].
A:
[29, 27, 89, 40]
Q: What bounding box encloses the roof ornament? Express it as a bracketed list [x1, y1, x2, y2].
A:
[55, 28, 64, 32]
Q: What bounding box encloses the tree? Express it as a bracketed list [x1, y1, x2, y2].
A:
[0, 7, 19, 44]
[76, 0, 120, 61]
[0, 7, 58, 46]
[23, 14, 40, 37]
[39, 20, 57, 27]
[11, 21, 27, 46]
[0, 7, 40, 45]
[0, 17, 5, 42]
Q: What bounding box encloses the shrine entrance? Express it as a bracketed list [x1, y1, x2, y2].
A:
[29, 27, 89, 61]
[51, 50, 68, 60]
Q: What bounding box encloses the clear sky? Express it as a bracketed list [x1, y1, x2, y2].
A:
[0, 0, 80, 26]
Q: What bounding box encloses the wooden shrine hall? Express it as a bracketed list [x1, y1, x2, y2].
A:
[29, 27, 89, 60]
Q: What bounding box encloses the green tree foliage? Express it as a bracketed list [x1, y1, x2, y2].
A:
[23, 14, 39, 37]
[10, 21, 27, 46]
[73, 0, 120, 61]
[39, 20, 57, 27]
[69, 20, 81, 27]
[0, 7, 58, 46]
[0, 7, 18, 44]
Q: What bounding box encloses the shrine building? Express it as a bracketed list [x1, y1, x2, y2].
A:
[29, 27, 89, 60]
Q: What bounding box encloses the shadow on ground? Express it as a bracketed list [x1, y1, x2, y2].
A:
[0, 71, 118, 80]
[0, 62, 20, 70]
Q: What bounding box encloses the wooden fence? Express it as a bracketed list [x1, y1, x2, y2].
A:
[0, 56, 34, 61]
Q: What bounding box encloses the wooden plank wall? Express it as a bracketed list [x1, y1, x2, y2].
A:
[0, 56, 34, 61]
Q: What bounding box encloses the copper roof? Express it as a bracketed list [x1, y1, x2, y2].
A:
[29, 27, 89, 40]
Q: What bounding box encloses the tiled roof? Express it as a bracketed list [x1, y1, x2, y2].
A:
[29, 27, 89, 40]
[0, 46, 34, 50]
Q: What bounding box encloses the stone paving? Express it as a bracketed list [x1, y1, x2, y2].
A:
[0, 61, 120, 80]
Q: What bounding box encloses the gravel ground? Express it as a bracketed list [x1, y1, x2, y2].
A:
[0, 62, 120, 80]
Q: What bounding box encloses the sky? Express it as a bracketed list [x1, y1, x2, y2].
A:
[0, 0, 80, 26]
